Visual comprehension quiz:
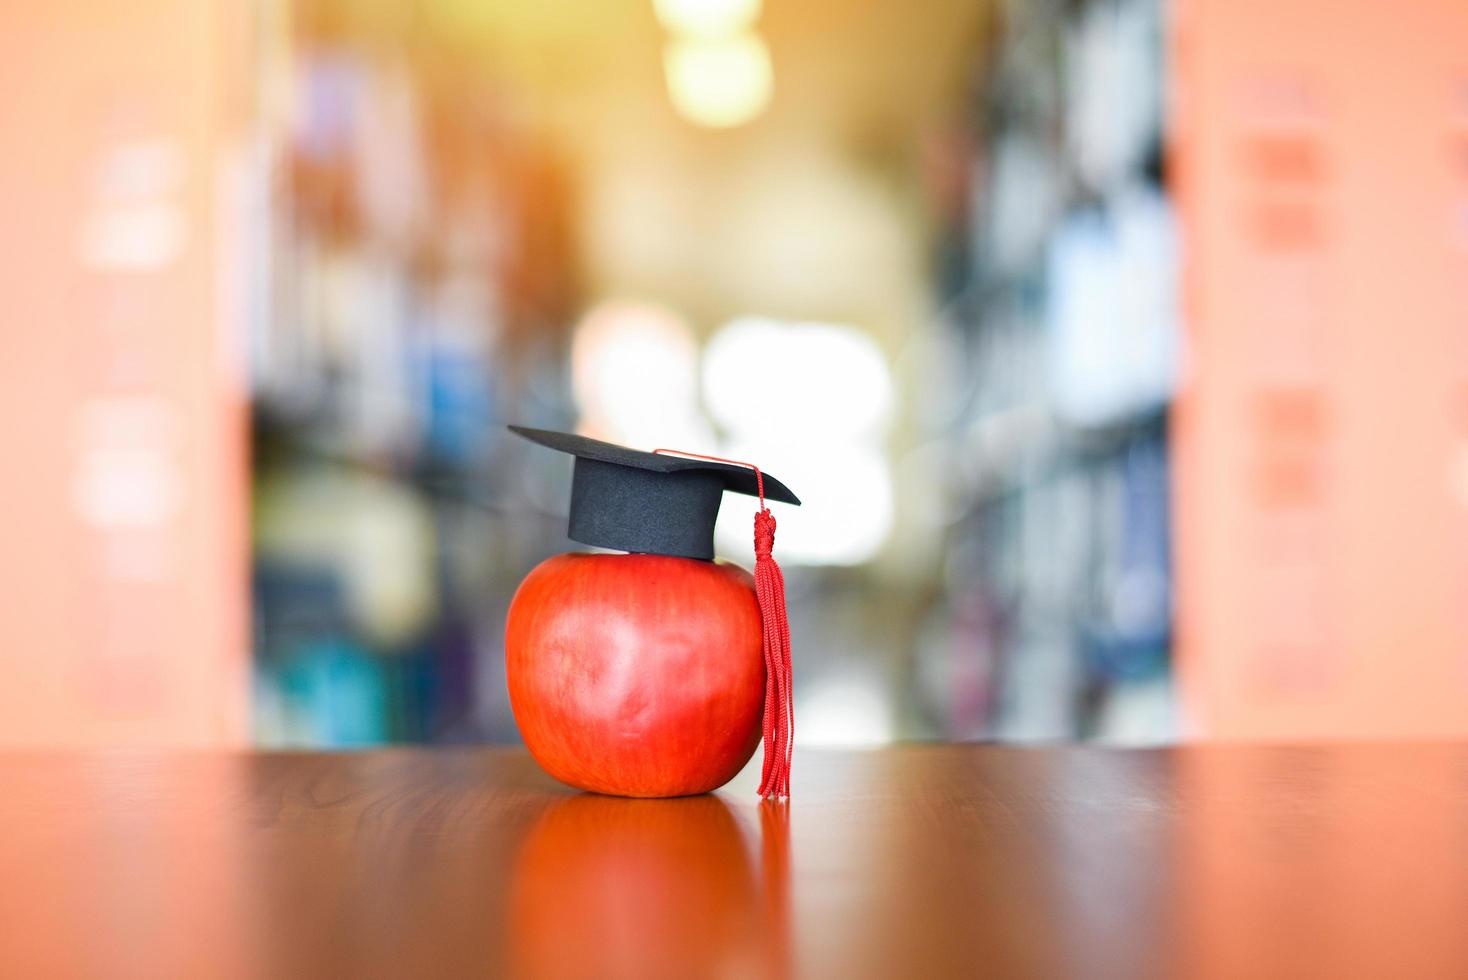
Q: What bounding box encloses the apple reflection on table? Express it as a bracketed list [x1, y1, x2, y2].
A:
[508, 792, 791, 979]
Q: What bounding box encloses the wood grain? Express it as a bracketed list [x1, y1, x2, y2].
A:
[3, 744, 1468, 979]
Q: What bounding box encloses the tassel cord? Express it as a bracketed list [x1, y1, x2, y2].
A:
[754, 509, 793, 798]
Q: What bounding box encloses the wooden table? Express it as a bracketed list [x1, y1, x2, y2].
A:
[3, 744, 1468, 979]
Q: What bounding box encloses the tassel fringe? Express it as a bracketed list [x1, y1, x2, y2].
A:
[754, 509, 792, 799]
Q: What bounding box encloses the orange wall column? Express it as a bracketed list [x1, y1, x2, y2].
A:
[0, 0, 251, 746]
[1172, 0, 1468, 737]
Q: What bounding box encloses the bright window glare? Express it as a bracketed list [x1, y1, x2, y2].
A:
[572, 301, 712, 449]
[796, 676, 894, 746]
[703, 318, 894, 439]
[707, 317, 895, 565]
[653, 0, 761, 37]
[663, 34, 773, 130]
[715, 443, 892, 566]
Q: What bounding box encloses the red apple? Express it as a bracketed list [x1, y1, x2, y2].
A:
[505, 552, 765, 797]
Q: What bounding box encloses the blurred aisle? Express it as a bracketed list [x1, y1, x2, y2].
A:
[12, 0, 1468, 750]
[248, 0, 1181, 748]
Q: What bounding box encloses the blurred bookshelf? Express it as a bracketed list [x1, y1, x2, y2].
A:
[919, 0, 1177, 743]
[249, 10, 580, 746]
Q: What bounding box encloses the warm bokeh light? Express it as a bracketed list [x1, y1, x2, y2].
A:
[652, 0, 762, 37]
[663, 34, 774, 129]
[572, 300, 712, 449]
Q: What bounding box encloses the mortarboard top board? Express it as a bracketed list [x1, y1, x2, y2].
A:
[509, 425, 799, 562]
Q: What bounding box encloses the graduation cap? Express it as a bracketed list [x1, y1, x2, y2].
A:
[508, 425, 800, 561]
[510, 424, 796, 798]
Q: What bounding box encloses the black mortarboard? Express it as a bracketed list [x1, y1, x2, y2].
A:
[509, 425, 800, 561]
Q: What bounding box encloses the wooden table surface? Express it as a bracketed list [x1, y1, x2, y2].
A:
[3, 744, 1468, 979]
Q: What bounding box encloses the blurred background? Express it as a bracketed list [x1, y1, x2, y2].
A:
[2, 0, 1466, 749]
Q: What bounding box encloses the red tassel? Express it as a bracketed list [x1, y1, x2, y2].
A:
[753, 508, 793, 798]
[653, 447, 793, 798]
